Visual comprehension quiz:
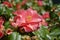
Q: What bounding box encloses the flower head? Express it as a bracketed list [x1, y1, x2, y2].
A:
[10, 8, 46, 32]
[6, 28, 13, 35]
[37, 0, 43, 6]
[3, 1, 12, 8]
[16, 3, 21, 10]
[42, 12, 50, 19]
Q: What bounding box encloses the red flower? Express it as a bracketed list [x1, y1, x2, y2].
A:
[10, 8, 46, 32]
[3, 1, 12, 8]
[42, 12, 50, 19]
[0, 31, 4, 38]
[37, 0, 43, 6]
[6, 28, 13, 35]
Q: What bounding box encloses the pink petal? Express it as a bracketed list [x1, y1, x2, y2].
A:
[26, 8, 42, 22]
[23, 22, 39, 32]
[3, 1, 12, 8]
[13, 9, 25, 16]
[23, 26, 32, 32]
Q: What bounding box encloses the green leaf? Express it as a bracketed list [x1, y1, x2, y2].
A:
[4, 21, 10, 29]
[0, 4, 3, 15]
[26, 2, 32, 7]
[14, 0, 23, 3]
[50, 11, 58, 19]
[8, 32, 22, 40]
[16, 32, 21, 40]
[33, 26, 50, 40]
[3, 7, 14, 20]
[50, 28, 60, 36]
[8, 32, 17, 40]
[20, 0, 23, 2]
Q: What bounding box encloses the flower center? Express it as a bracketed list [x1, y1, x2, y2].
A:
[26, 16, 32, 22]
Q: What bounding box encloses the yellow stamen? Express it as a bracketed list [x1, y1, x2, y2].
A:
[26, 16, 32, 22]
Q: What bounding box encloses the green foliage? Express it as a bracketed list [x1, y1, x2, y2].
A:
[33, 26, 51, 40]
[8, 32, 22, 40]
[0, 0, 60, 40]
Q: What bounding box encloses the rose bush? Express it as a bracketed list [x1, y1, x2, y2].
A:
[0, 0, 60, 40]
[10, 8, 47, 32]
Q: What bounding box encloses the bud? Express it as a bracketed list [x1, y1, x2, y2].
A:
[16, 3, 21, 10]
[31, 36, 39, 40]
[6, 28, 13, 35]
[22, 35, 31, 40]
[37, 0, 43, 6]
[42, 12, 50, 19]
[3, 1, 12, 8]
